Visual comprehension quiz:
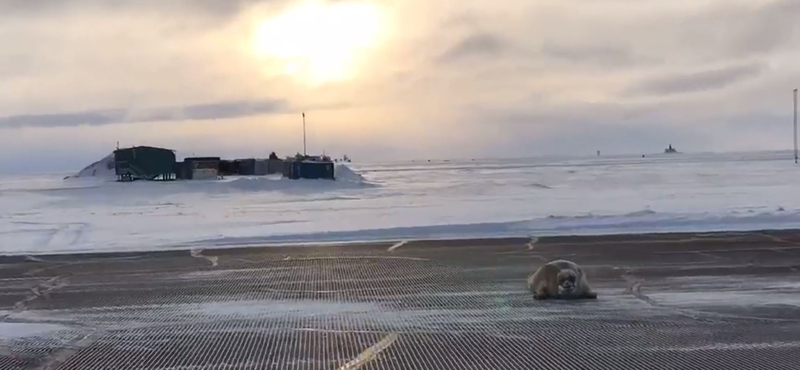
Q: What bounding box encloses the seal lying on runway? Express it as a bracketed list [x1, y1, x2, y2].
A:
[527, 260, 597, 300]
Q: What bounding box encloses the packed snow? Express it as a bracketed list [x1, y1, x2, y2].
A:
[3, 151, 800, 255]
[65, 153, 116, 179]
[334, 163, 367, 183]
[0, 322, 69, 340]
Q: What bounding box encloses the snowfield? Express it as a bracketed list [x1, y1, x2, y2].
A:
[2, 151, 800, 255]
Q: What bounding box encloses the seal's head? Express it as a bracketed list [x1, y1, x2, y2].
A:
[557, 270, 578, 294]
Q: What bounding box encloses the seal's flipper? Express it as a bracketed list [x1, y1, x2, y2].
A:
[534, 285, 549, 300]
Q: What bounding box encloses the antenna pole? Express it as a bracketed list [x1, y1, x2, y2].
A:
[302, 112, 307, 157]
[794, 89, 798, 164]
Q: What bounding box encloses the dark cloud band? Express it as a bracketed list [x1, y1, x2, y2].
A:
[0, 99, 288, 129]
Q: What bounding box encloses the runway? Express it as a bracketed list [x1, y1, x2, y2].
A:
[2, 230, 800, 369]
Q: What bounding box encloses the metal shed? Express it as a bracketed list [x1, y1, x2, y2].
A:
[183, 157, 220, 180]
[267, 159, 285, 174]
[283, 160, 335, 180]
[234, 159, 257, 176]
[218, 160, 236, 177]
[114, 146, 176, 181]
[174, 161, 192, 180]
[254, 159, 285, 175]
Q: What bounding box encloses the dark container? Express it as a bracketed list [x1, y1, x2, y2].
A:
[114, 146, 176, 181]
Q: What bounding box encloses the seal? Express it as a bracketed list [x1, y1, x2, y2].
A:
[527, 260, 596, 300]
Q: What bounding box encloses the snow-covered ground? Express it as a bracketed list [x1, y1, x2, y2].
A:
[2, 151, 800, 255]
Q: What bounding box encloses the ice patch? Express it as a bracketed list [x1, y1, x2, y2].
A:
[184, 300, 380, 318]
[617, 341, 800, 352]
[648, 291, 800, 307]
[648, 276, 800, 307]
[0, 322, 69, 339]
[387, 240, 409, 251]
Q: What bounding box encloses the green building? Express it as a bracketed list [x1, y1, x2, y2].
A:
[114, 146, 176, 181]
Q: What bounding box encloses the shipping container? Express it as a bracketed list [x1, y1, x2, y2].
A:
[234, 159, 256, 175]
[283, 160, 335, 180]
[183, 157, 220, 180]
[219, 160, 236, 176]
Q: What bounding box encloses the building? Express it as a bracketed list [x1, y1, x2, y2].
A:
[218, 160, 236, 177]
[114, 146, 176, 181]
[283, 160, 335, 180]
[177, 157, 221, 180]
[174, 161, 191, 180]
[174, 157, 285, 179]
[234, 159, 257, 176]
[113, 146, 294, 181]
[266, 159, 285, 174]
[254, 159, 285, 175]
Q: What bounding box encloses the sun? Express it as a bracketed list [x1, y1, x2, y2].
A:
[253, 1, 382, 84]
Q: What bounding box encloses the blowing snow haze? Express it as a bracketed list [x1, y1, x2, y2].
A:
[2, 0, 800, 173]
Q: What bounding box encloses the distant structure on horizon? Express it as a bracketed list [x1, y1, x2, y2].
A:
[114, 146, 177, 181]
[282, 153, 335, 180]
[664, 144, 679, 154]
[111, 145, 333, 181]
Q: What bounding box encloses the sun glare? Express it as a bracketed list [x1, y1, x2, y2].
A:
[253, 1, 382, 84]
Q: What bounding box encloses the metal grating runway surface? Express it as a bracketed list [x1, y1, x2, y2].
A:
[2, 231, 800, 369]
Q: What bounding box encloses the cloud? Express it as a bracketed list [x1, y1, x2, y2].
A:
[540, 42, 658, 68]
[625, 63, 765, 96]
[0, 0, 264, 18]
[0, 99, 288, 129]
[693, 0, 800, 58]
[0, 110, 127, 129]
[438, 33, 508, 62]
[172, 100, 287, 121]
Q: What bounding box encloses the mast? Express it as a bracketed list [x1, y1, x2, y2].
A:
[794, 89, 797, 164]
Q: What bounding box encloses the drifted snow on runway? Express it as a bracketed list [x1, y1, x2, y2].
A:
[0, 323, 70, 340]
[3, 151, 800, 255]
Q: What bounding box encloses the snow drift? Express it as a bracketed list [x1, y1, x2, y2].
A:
[335, 164, 367, 183]
[179, 208, 800, 248]
[67, 153, 115, 179]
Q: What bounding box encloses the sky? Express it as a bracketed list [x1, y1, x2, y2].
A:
[1, 0, 800, 173]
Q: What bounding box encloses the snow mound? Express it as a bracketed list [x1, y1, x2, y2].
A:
[624, 209, 657, 217]
[167, 172, 377, 194]
[222, 176, 293, 192]
[68, 153, 115, 179]
[335, 164, 367, 183]
[0, 322, 69, 340]
[184, 209, 800, 247]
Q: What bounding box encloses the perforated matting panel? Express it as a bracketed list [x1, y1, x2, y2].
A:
[2, 231, 800, 369]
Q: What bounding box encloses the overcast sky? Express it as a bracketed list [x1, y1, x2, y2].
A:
[2, 0, 800, 173]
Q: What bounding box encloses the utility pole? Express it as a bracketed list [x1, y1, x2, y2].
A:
[302, 112, 307, 157]
[794, 89, 798, 164]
